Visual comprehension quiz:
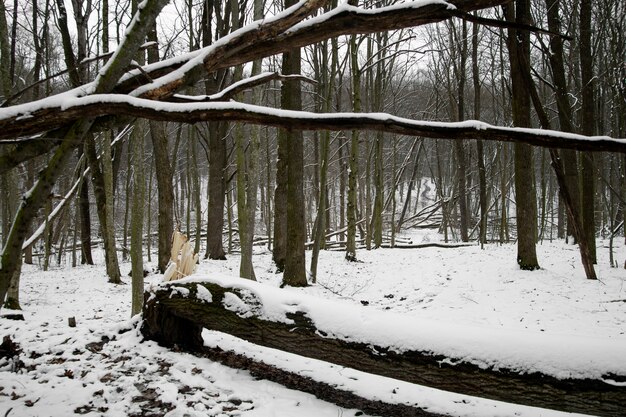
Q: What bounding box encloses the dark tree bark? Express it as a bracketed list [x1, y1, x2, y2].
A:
[272, 128, 288, 271]
[579, 0, 596, 263]
[84, 135, 121, 283]
[206, 119, 228, 261]
[79, 172, 94, 265]
[198, 346, 442, 417]
[202, 0, 228, 261]
[147, 23, 175, 273]
[280, 0, 307, 287]
[454, 20, 469, 243]
[142, 280, 626, 417]
[504, 0, 539, 270]
[545, 0, 581, 242]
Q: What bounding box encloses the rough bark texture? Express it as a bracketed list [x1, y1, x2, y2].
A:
[545, 0, 581, 242]
[147, 24, 175, 273]
[85, 136, 121, 283]
[504, 0, 539, 270]
[141, 281, 626, 417]
[579, 0, 596, 263]
[197, 346, 443, 417]
[150, 121, 174, 271]
[0, 0, 170, 307]
[130, 121, 145, 316]
[279, 0, 306, 287]
[272, 127, 287, 271]
[3, 100, 624, 153]
[206, 120, 227, 261]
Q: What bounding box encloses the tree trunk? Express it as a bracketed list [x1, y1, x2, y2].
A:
[346, 28, 361, 262]
[280, 0, 307, 287]
[0, 0, 11, 99]
[579, 0, 596, 263]
[147, 23, 175, 273]
[545, 0, 581, 243]
[0, 0, 169, 308]
[273, 127, 288, 271]
[504, 0, 539, 270]
[142, 280, 626, 417]
[206, 119, 227, 261]
[131, 121, 145, 316]
[85, 134, 122, 283]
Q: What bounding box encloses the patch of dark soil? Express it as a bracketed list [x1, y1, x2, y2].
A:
[0, 336, 25, 371]
[74, 404, 108, 414]
[86, 335, 111, 353]
[130, 384, 175, 417]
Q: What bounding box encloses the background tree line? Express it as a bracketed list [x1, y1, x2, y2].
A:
[0, 0, 625, 314]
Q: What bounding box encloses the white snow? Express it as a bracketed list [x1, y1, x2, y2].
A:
[3, 92, 624, 148]
[195, 285, 213, 304]
[167, 253, 626, 381]
[1, 237, 625, 416]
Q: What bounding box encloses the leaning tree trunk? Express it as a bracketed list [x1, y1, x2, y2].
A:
[0, 0, 169, 307]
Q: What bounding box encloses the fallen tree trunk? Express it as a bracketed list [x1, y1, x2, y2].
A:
[198, 345, 442, 417]
[380, 242, 475, 249]
[141, 277, 626, 416]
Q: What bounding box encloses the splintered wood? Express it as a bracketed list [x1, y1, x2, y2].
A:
[163, 231, 199, 282]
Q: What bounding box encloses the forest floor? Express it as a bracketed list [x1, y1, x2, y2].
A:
[1, 231, 625, 417]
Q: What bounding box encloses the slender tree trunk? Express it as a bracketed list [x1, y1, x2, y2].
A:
[545, 0, 581, 243]
[102, 132, 122, 283]
[79, 167, 93, 264]
[311, 34, 336, 281]
[504, 0, 539, 270]
[0, 0, 168, 308]
[579, 0, 596, 263]
[456, 20, 469, 242]
[234, 0, 262, 281]
[0, 0, 11, 99]
[281, 0, 307, 286]
[131, 122, 145, 316]
[273, 135, 288, 271]
[472, 17, 487, 246]
[147, 24, 175, 273]
[206, 121, 228, 260]
[346, 30, 361, 262]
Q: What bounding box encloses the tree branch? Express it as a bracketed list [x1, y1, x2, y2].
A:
[1, 97, 624, 152]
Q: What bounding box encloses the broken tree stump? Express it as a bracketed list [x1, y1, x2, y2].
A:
[141, 277, 626, 416]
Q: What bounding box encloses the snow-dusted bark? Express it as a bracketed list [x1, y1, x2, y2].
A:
[142, 276, 626, 416]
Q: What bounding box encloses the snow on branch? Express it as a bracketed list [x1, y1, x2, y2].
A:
[169, 72, 316, 103]
[115, 0, 511, 100]
[1, 95, 625, 153]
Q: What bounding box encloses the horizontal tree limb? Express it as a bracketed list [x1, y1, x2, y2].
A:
[1, 97, 624, 152]
[380, 242, 476, 249]
[141, 279, 626, 416]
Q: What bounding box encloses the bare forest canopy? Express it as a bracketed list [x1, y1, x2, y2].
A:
[0, 0, 624, 151]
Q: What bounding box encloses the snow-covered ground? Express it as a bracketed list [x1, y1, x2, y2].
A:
[1, 234, 625, 417]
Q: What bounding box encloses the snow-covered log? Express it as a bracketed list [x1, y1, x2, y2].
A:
[141, 276, 626, 416]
